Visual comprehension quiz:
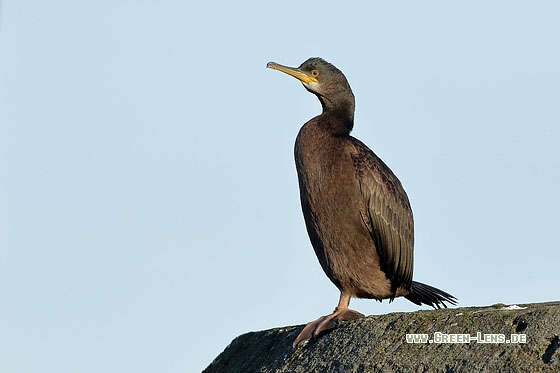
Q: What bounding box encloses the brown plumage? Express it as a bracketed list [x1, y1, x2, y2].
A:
[267, 58, 456, 346]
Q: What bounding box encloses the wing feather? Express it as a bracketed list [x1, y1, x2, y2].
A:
[351, 138, 414, 291]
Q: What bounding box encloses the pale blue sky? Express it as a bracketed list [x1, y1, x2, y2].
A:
[1, 1, 559, 372]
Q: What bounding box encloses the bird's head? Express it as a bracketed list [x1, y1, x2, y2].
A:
[267, 57, 355, 121]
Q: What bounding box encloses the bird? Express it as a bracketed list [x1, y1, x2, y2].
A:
[266, 57, 457, 347]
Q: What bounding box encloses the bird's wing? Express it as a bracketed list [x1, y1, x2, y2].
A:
[350, 138, 414, 291]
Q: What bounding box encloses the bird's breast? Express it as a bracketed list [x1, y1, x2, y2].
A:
[294, 123, 364, 236]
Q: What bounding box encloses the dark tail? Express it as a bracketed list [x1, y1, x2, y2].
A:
[405, 281, 457, 309]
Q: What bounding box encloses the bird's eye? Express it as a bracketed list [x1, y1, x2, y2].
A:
[311, 70, 319, 77]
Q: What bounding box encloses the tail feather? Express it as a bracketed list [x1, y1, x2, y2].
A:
[405, 281, 457, 309]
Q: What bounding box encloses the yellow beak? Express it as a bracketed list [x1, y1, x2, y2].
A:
[266, 62, 318, 84]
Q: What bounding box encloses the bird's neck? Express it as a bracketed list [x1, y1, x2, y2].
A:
[318, 95, 355, 136]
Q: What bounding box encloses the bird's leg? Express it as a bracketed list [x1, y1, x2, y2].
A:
[333, 292, 365, 320]
[293, 292, 364, 347]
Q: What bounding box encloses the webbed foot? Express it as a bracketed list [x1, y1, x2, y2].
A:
[293, 308, 364, 347]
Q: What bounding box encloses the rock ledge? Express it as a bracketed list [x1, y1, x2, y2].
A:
[204, 301, 560, 372]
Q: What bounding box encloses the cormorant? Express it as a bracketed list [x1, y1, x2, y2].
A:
[266, 58, 457, 347]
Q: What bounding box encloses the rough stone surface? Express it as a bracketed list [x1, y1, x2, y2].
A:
[204, 302, 560, 372]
